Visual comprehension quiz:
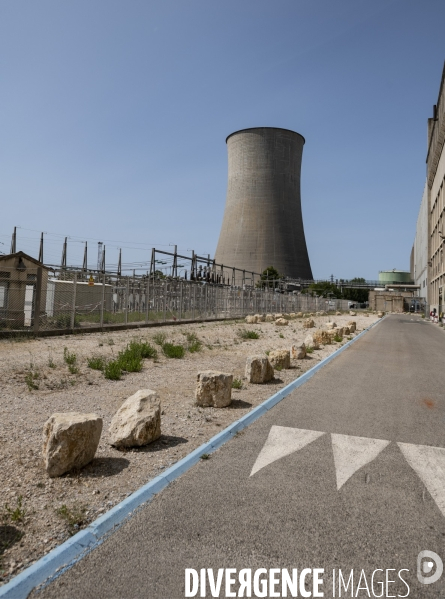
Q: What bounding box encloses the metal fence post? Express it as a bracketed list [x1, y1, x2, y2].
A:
[163, 280, 167, 322]
[179, 280, 183, 321]
[125, 278, 129, 325]
[145, 277, 150, 324]
[71, 273, 77, 331]
[100, 273, 105, 329]
[33, 266, 42, 335]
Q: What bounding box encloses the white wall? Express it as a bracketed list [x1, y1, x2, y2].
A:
[413, 182, 428, 299]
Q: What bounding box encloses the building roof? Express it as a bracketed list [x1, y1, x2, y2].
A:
[0, 251, 52, 269]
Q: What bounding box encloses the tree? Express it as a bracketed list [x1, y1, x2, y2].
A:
[257, 266, 281, 288]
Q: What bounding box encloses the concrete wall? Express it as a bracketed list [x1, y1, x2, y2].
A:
[413, 183, 428, 300]
[214, 127, 313, 281]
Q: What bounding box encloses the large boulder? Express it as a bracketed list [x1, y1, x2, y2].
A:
[245, 356, 274, 383]
[275, 318, 289, 326]
[336, 311, 342, 316]
[343, 326, 351, 335]
[304, 333, 320, 350]
[326, 322, 337, 330]
[268, 349, 291, 370]
[265, 314, 275, 322]
[303, 318, 315, 329]
[255, 314, 266, 322]
[377, 311, 384, 318]
[43, 412, 103, 477]
[296, 312, 303, 318]
[349, 311, 357, 316]
[245, 315, 257, 324]
[290, 342, 306, 359]
[109, 389, 161, 449]
[195, 371, 233, 408]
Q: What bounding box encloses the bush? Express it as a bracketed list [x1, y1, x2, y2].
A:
[333, 335, 342, 343]
[104, 360, 122, 380]
[306, 346, 314, 354]
[162, 342, 185, 359]
[87, 356, 105, 371]
[237, 329, 260, 340]
[117, 346, 143, 373]
[136, 340, 158, 359]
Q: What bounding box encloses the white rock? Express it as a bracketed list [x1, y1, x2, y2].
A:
[43, 412, 103, 477]
[275, 318, 289, 326]
[377, 311, 384, 317]
[245, 315, 257, 324]
[268, 349, 291, 369]
[245, 356, 274, 384]
[255, 314, 266, 322]
[303, 318, 315, 329]
[347, 321, 357, 333]
[109, 389, 161, 449]
[291, 342, 306, 359]
[195, 371, 233, 408]
[326, 322, 337, 330]
[265, 314, 275, 322]
[304, 333, 320, 350]
[349, 311, 357, 316]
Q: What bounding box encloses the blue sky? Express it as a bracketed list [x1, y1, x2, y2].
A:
[1, 0, 444, 279]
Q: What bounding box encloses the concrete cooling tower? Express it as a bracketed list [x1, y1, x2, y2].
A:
[214, 127, 313, 280]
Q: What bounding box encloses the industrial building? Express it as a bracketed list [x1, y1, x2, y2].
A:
[215, 127, 313, 282]
[412, 62, 445, 311]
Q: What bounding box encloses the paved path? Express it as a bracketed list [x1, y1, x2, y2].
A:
[35, 315, 445, 598]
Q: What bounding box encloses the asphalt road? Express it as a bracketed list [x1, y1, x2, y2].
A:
[33, 315, 445, 599]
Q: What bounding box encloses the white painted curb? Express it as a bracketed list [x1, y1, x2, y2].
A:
[0, 317, 383, 598]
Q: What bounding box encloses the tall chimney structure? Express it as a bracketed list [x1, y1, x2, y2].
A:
[215, 127, 313, 281]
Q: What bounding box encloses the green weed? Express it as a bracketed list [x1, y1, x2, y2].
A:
[237, 329, 260, 340]
[56, 504, 86, 535]
[232, 378, 243, 389]
[306, 347, 314, 354]
[153, 332, 167, 346]
[185, 332, 202, 353]
[63, 348, 77, 366]
[104, 360, 122, 380]
[162, 343, 185, 359]
[87, 356, 105, 371]
[25, 371, 39, 390]
[333, 335, 342, 343]
[4, 495, 26, 523]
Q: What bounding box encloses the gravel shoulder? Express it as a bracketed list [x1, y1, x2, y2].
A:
[0, 312, 377, 584]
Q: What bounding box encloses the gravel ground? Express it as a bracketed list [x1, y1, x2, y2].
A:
[0, 311, 377, 584]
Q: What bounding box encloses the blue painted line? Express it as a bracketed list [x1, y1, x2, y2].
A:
[0, 316, 383, 599]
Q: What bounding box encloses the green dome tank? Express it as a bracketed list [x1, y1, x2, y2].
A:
[378, 270, 412, 284]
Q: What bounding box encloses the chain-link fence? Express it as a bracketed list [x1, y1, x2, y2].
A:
[0, 265, 363, 337]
